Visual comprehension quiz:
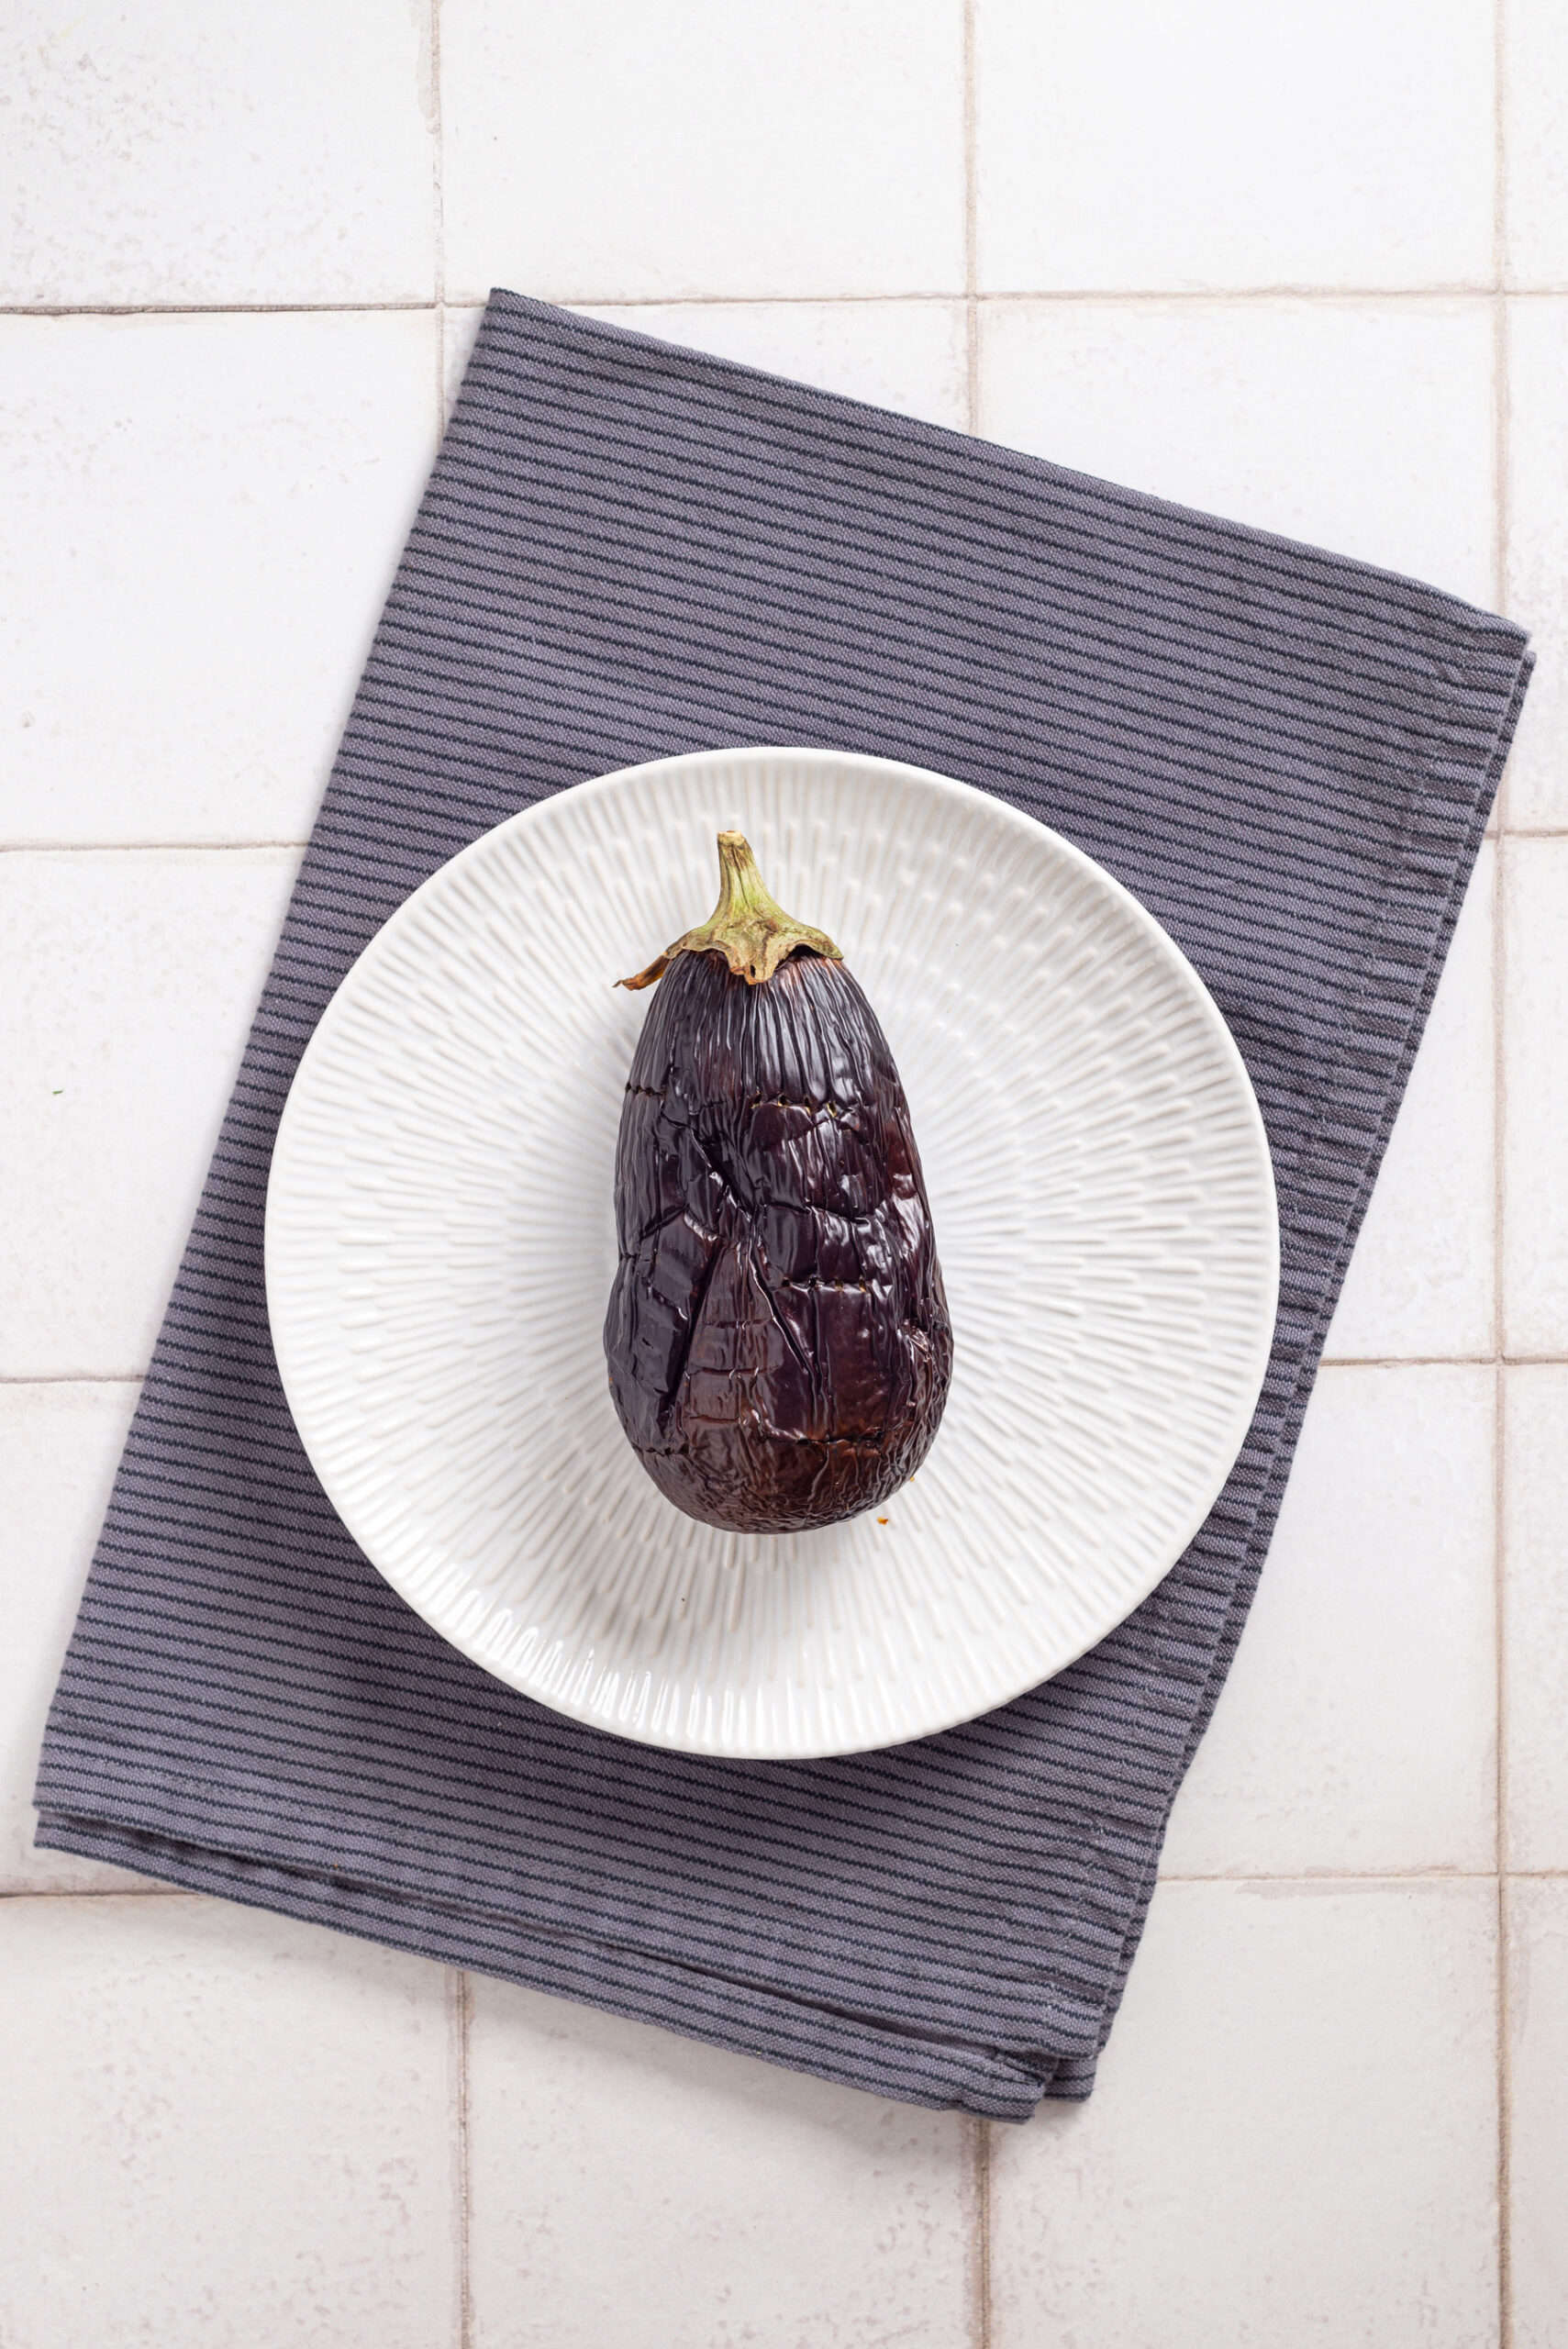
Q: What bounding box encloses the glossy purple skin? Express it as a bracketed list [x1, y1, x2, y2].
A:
[604, 949, 953, 1533]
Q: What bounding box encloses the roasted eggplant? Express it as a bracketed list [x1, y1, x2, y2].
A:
[603, 832, 952, 1533]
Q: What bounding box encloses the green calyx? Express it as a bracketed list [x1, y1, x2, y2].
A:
[619, 831, 843, 991]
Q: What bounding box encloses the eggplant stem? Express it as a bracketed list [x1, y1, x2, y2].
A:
[618, 831, 843, 989]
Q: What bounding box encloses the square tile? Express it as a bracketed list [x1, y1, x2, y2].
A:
[0, 850, 299, 1378]
[468, 1977, 973, 2349]
[0, 1383, 160, 1892]
[440, 0, 965, 305]
[1327, 844, 1495, 1359]
[1503, 301, 1568, 828]
[978, 298, 1496, 606]
[1503, 840, 1568, 1353]
[1506, 0, 1568, 285]
[1163, 1365, 1496, 1877]
[0, 1897, 456, 2345]
[0, 0, 436, 305]
[974, 0, 1495, 292]
[1504, 1368, 1568, 1870]
[443, 299, 970, 431]
[1507, 1878, 1568, 2349]
[3, 314, 437, 847]
[992, 1881, 1499, 2346]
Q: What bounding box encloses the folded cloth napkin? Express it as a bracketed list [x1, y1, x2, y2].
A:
[36, 293, 1531, 2119]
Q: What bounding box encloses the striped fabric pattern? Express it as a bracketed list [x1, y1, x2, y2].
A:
[35, 293, 1532, 2119]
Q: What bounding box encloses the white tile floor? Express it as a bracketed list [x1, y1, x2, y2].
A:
[3, 0, 1564, 2341]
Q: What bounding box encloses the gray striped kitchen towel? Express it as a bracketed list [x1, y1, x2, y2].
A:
[35, 292, 1532, 2119]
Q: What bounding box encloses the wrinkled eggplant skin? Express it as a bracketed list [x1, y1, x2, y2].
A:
[604, 948, 952, 1533]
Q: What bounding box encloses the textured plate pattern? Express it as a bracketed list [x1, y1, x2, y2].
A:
[265, 749, 1279, 1758]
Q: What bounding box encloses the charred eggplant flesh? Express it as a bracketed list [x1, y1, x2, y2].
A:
[603, 833, 952, 1534]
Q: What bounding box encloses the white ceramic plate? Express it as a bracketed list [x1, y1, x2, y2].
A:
[265, 747, 1278, 1760]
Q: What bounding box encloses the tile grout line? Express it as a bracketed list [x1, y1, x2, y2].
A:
[452, 1968, 473, 2349]
[1156, 1868, 1567, 1883]
[1496, 1372, 1514, 2349]
[0, 841, 308, 854]
[1495, 819, 1515, 2349]
[972, 281, 1512, 304]
[973, 2116, 992, 2349]
[1158, 1868, 1516, 1884]
[0, 1884, 181, 1898]
[1491, 0, 1514, 2332]
[0, 301, 441, 317]
[19, 284, 1568, 325]
[962, 0, 979, 435]
[431, 0, 447, 438]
